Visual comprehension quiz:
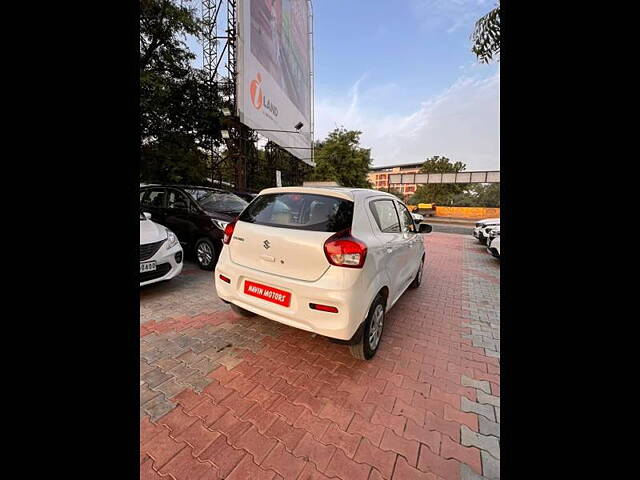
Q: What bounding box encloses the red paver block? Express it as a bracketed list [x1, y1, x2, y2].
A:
[140, 456, 163, 480]
[325, 448, 371, 480]
[491, 382, 500, 396]
[252, 369, 282, 390]
[140, 417, 165, 445]
[443, 404, 478, 432]
[334, 364, 365, 382]
[295, 361, 324, 379]
[236, 425, 278, 464]
[227, 454, 277, 479]
[158, 407, 199, 438]
[393, 399, 426, 426]
[292, 389, 325, 416]
[371, 407, 406, 437]
[200, 435, 246, 477]
[141, 428, 187, 471]
[430, 386, 461, 409]
[315, 368, 345, 387]
[380, 428, 419, 467]
[227, 375, 258, 396]
[242, 403, 280, 434]
[293, 374, 325, 395]
[189, 398, 230, 427]
[322, 422, 362, 458]
[270, 397, 306, 425]
[209, 366, 242, 384]
[424, 412, 460, 444]
[354, 437, 397, 479]
[417, 444, 460, 480]
[220, 391, 257, 417]
[297, 462, 333, 480]
[265, 418, 307, 451]
[318, 402, 355, 431]
[343, 393, 377, 421]
[293, 408, 332, 441]
[231, 360, 262, 379]
[347, 413, 385, 447]
[202, 380, 235, 404]
[210, 410, 252, 444]
[262, 442, 307, 479]
[272, 378, 306, 400]
[174, 419, 222, 456]
[314, 355, 342, 373]
[317, 383, 351, 406]
[159, 447, 216, 480]
[412, 393, 446, 418]
[358, 373, 387, 394]
[337, 378, 369, 401]
[245, 383, 281, 409]
[363, 390, 396, 413]
[403, 419, 441, 455]
[393, 455, 439, 480]
[402, 377, 432, 397]
[376, 368, 404, 388]
[173, 389, 208, 412]
[293, 432, 337, 472]
[472, 370, 500, 385]
[440, 435, 482, 475]
[273, 365, 304, 384]
[384, 382, 415, 405]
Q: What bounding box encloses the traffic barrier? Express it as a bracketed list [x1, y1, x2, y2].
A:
[434, 206, 500, 219]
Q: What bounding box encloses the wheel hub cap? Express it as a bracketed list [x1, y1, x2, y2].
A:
[368, 304, 384, 350]
[197, 243, 212, 265]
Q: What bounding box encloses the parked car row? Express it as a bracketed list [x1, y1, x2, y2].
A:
[473, 218, 500, 259]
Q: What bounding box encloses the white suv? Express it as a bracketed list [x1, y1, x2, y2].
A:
[473, 218, 500, 244]
[214, 187, 432, 359]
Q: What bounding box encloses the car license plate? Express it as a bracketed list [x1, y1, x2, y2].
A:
[244, 280, 291, 307]
[140, 261, 156, 273]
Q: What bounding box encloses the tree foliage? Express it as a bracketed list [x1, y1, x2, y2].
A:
[408, 156, 467, 205]
[307, 128, 373, 188]
[471, 1, 500, 64]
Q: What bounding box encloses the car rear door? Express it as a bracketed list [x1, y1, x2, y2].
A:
[396, 201, 422, 288]
[367, 197, 406, 302]
[164, 189, 195, 247]
[140, 187, 167, 224]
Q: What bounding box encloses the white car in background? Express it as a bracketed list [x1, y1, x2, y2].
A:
[474, 218, 500, 244]
[487, 226, 500, 258]
[215, 187, 432, 360]
[140, 211, 184, 286]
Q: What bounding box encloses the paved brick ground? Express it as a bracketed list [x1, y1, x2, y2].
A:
[140, 232, 500, 479]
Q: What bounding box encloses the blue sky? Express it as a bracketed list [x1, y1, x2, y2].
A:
[186, 0, 499, 170]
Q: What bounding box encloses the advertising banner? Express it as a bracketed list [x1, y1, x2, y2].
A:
[237, 0, 313, 165]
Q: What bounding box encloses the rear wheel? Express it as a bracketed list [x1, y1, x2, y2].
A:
[230, 303, 256, 317]
[349, 294, 385, 360]
[195, 238, 217, 270]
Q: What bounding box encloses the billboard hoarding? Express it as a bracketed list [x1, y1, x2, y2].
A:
[237, 0, 314, 165]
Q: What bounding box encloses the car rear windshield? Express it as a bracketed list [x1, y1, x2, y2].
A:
[186, 189, 248, 215]
[239, 193, 353, 232]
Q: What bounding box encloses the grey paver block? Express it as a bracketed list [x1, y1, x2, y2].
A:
[155, 378, 186, 399]
[140, 385, 161, 406]
[481, 451, 500, 479]
[142, 368, 173, 388]
[461, 375, 491, 394]
[478, 416, 500, 438]
[485, 350, 500, 359]
[495, 406, 500, 423]
[461, 464, 489, 480]
[143, 394, 175, 421]
[461, 397, 495, 421]
[461, 425, 500, 459]
[477, 391, 500, 407]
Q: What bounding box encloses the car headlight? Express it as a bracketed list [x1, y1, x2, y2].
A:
[211, 219, 229, 231]
[165, 228, 179, 248]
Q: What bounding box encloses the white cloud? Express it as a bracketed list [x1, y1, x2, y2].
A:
[410, 0, 494, 33]
[314, 69, 500, 171]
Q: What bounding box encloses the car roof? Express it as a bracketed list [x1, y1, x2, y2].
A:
[259, 186, 400, 202]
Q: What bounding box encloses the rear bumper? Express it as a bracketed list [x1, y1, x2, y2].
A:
[214, 248, 368, 340]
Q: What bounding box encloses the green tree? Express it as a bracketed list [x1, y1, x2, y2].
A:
[471, 1, 500, 64]
[308, 128, 373, 188]
[140, 0, 224, 184]
[407, 156, 466, 205]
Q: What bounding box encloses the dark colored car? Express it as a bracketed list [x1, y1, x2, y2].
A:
[140, 185, 249, 270]
[234, 191, 258, 203]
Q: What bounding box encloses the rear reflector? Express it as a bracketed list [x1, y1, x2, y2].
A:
[219, 274, 230, 283]
[309, 303, 339, 313]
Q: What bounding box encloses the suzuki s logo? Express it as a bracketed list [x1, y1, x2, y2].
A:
[263, 240, 271, 249]
[250, 73, 278, 116]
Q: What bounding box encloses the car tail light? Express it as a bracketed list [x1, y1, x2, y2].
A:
[323, 229, 367, 268]
[223, 219, 237, 245]
[309, 303, 339, 313]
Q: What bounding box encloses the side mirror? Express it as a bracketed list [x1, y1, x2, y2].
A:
[143, 212, 152, 220]
[419, 223, 432, 234]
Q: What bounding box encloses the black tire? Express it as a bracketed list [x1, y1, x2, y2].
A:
[478, 233, 485, 244]
[194, 238, 217, 270]
[349, 294, 385, 360]
[409, 256, 424, 289]
[230, 303, 256, 317]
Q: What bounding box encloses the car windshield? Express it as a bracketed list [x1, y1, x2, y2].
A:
[188, 189, 248, 214]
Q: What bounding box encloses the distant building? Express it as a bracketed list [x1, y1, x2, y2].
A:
[367, 162, 423, 200]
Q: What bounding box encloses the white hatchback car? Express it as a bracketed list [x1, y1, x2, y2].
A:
[487, 226, 500, 258]
[215, 187, 432, 359]
[140, 212, 184, 286]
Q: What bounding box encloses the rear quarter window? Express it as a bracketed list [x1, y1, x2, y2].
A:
[239, 193, 353, 232]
